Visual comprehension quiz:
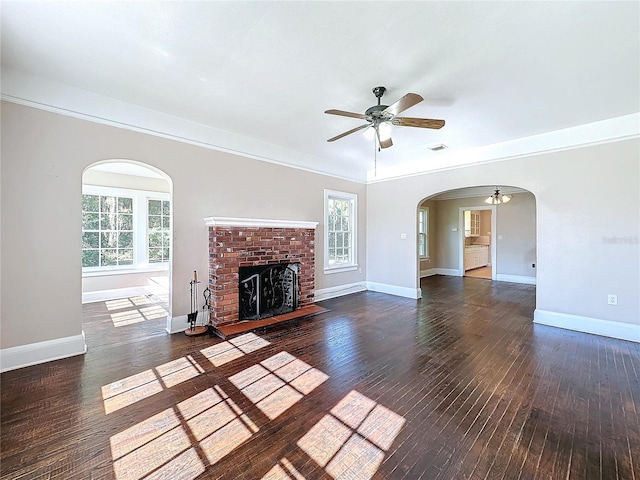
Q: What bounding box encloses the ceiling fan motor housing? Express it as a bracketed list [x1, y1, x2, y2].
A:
[365, 104, 390, 118]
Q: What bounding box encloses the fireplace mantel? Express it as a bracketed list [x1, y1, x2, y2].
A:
[204, 216, 318, 229]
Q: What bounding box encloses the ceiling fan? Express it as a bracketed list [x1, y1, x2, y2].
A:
[325, 86, 445, 149]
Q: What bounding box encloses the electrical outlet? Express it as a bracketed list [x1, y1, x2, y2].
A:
[607, 294, 618, 306]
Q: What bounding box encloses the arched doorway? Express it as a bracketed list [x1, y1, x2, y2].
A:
[416, 185, 537, 291]
[81, 160, 173, 332]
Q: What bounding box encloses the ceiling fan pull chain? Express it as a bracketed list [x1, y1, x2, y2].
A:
[374, 137, 378, 177]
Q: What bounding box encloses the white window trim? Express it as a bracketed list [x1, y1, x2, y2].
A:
[82, 185, 170, 274]
[324, 189, 358, 274]
[418, 207, 429, 259]
[147, 197, 171, 264]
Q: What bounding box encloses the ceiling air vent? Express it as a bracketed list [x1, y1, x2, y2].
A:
[428, 143, 447, 152]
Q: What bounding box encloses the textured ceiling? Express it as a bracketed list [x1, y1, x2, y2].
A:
[2, 1, 639, 182]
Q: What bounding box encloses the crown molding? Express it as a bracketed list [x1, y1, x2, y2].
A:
[3, 68, 638, 185]
[1, 68, 365, 184]
[367, 113, 640, 183]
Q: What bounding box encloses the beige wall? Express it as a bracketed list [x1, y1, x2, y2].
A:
[495, 192, 536, 276]
[367, 138, 639, 327]
[0, 102, 366, 349]
[479, 210, 492, 237]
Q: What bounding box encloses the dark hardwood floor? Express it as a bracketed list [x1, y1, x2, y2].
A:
[2, 276, 639, 479]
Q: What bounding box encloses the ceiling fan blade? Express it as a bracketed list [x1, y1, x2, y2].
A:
[379, 137, 393, 149]
[327, 124, 370, 142]
[324, 109, 367, 120]
[383, 93, 423, 116]
[392, 117, 445, 129]
[376, 128, 393, 149]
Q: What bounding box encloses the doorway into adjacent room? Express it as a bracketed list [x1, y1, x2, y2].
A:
[81, 161, 172, 336]
[462, 208, 494, 280]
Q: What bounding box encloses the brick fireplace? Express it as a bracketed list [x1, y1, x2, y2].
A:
[205, 217, 318, 326]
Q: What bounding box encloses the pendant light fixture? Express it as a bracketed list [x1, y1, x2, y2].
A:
[485, 188, 511, 205]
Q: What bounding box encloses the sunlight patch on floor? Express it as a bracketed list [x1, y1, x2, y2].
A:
[296, 390, 406, 480]
[105, 298, 135, 310]
[200, 332, 270, 367]
[103, 295, 168, 327]
[109, 305, 168, 327]
[110, 385, 258, 480]
[110, 310, 147, 327]
[130, 295, 153, 306]
[262, 457, 305, 479]
[229, 351, 329, 420]
[111, 408, 204, 480]
[139, 305, 169, 319]
[102, 355, 204, 413]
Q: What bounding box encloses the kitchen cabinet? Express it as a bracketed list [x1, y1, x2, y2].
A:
[464, 211, 481, 237]
[464, 245, 489, 271]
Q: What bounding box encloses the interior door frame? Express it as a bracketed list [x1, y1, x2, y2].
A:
[458, 205, 497, 279]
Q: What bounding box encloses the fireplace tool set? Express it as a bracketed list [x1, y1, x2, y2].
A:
[185, 271, 208, 336]
[185, 270, 226, 339]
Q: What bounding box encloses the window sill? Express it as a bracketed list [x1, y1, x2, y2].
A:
[324, 265, 358, 275]
[82, 264, 169, 278]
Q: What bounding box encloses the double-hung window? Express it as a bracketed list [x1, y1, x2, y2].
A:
[147, 199, 171, 263]
[82, 185, 170, 271]
[324, 189, 357, 273]
[418, 207, 429, 258]
[82, 193, 134, 267]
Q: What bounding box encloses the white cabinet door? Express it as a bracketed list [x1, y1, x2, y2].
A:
[480, 246, 488, 266]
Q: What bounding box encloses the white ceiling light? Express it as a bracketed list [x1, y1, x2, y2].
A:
[363, 125, 376, 141]
[378, 121, 392, 141]
[485, 188, 511, 205]
[362, 120, 392, 142]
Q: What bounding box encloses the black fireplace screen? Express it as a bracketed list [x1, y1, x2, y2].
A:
[239, 263, 299, 321]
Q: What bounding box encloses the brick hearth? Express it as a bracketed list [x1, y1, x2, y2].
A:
[205, 217, 318, 326]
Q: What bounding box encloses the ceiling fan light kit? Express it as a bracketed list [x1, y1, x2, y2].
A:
[325, 86, 445, 149]
[485, 188, 512, 205]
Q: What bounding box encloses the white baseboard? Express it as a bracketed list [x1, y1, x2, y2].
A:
[534, 309, 640, 343]
[436, 268, 461, 277]
[496, 274, 537, 285]
[166, 314, 190, 334]
[315, 282, 367, 302]
[82, 285, 160, 304]
[1, 332, 87, 373]
[420, 268, 438, 278]
[366, 281, 421, 299]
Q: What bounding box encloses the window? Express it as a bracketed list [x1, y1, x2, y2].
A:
[324, 189, 357, 273]
[148, 199, 171, 263]
[418, 207, 429, 258]
[82, 186, 170, 271]
[82, 194, 134, 267]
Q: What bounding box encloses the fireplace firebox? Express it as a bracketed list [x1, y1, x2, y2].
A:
[239, 263, 299, 320]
